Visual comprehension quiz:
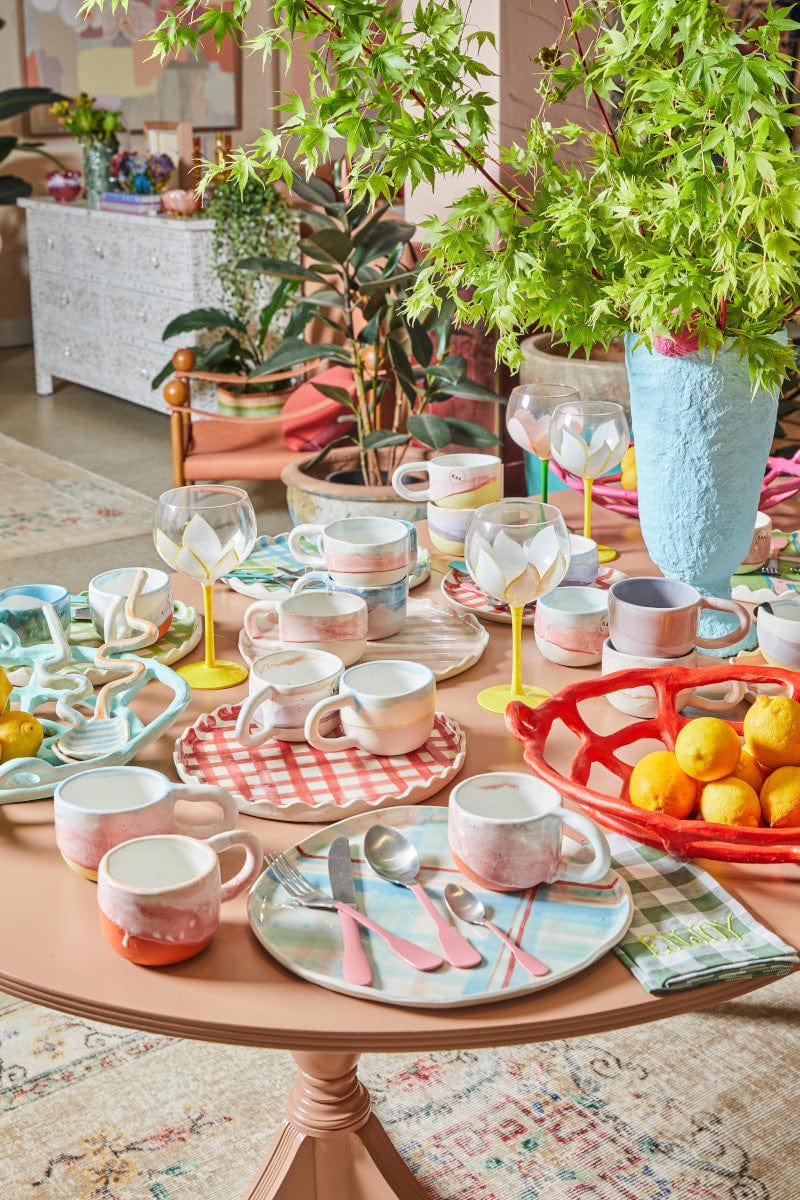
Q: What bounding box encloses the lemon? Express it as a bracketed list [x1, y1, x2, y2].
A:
[758, 766, 800, 828]
[743, 694, 800, 769]
[699, 777, 762, 827]
[629, 750, 697, 818]
[674, 717, 742, 782]
[730, 749, 766, 793]
[0, 667, 11, 713]
[0, 710, 44, 762]
[620, 446, 637, 490]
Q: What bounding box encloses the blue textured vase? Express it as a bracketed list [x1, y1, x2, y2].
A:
[624, 332, 785, 649]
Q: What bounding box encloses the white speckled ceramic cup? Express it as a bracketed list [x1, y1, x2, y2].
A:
[287, 517, 416, 586]
[738, 511, 772, 573]
[447, 772, 610, 893]
[560, 535, 599, 586]
[244, 591, 368, 666]
[534, 586, 609, 667]
[234, 648, 344, 746]
[601, 639, 747, 718]
[304, 659, 436, 756]
[757, 597, 800, 670]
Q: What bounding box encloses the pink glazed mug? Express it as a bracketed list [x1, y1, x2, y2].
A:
[607, 577, 751, 658]
[54, 766, 240, 881]
[448, 772, 611, 893]
[97, 830, 263, 966]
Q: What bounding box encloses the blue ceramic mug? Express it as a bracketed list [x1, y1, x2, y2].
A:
[0, 584, 71, 646]
[291, 571, 409, 640]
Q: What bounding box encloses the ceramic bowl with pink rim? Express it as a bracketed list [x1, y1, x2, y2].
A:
[96, 830, 263, 966]
[447, 772, 610, 893]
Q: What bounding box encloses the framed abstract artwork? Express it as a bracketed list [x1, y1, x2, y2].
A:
[19, 0, 240, 136]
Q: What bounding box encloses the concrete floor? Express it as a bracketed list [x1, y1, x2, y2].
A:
[0, 345, 290, 591]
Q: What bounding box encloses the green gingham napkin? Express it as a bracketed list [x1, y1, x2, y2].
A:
[608, 834, 799, 993]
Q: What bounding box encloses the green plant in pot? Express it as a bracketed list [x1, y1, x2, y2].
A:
[243, 173, 502, 507]
[85, 0, 800, 636]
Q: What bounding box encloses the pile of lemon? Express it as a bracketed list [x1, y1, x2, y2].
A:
[0, 666, 44, 763]
[628, 694, 800, 828]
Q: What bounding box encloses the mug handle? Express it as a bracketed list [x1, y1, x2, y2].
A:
[391, 461, 432, 502]
[287, 524, 325, 567]
[235, 685, 278, 748]
[554, 808, 611, 885]
[170, 784, 239, 838]
[695, 597, 751, 650]
[290, 572, 329, 596]
[685, 679, 747, 713]
[305, 693, 358, 750]
[243, 603, 279, 642]
[207, 830, 264, 903]
[102, 596, 127, 643]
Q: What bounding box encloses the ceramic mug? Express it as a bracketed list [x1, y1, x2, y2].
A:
[534, 586, 609, 667]
[290, 572, 408, 640]
[601, 639, 747, 718]
[426, 501, 477, 558]
[304, 659, 436, 756]
[88, 567, 173, 642]
[96, 829, 264, 966]
[738, 511, 773, 573]
[234, 648, 344, 746]
[392, 453, 503, 509]
[448, 772, 611, 892]
[607, 576, 750, 657]
[288, 517, 416, 587]
[0, 584, 71, 645]
[559, 535, 599, 587]
[756, 597, 800, 670]
[244, 591, 368, 666]
[54, 765, 240, 881]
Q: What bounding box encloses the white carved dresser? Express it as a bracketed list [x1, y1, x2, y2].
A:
[19, 198, 220, 414]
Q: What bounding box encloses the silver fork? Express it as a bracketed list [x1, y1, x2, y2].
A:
[265, 852, 443, 972]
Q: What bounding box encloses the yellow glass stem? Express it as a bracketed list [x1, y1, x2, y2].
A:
[510, 605, 523, 696]
[202, 583, 216, 669]
[583, 477, 593, 541]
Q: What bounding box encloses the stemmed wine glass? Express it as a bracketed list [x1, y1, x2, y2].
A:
[154, 485, 257, 689]
[464, 500, 571, 713]
[505, 383, 580, 503]
[549, 400, 629, 563]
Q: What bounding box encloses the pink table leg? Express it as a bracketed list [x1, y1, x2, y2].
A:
[245, 1050, 432, 1200]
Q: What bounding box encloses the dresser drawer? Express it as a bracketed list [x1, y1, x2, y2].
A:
[36, 330, 107, 390]
[30, 269, 103, 333]
[103, 283, 199, 348]
[88, 225, 194, 295]
[26, 213, 86, 277]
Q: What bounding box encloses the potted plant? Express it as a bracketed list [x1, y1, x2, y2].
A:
[85, 0, 800, 622]
[49, 93, 124, 207]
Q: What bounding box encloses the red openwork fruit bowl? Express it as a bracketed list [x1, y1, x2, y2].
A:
[506, 664, 800, 864]
[551, 449, 800, 519]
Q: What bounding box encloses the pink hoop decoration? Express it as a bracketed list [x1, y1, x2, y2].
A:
[550, 446, 800, 519]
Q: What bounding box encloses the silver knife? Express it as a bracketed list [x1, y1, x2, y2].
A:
[328, 836, 373, 987]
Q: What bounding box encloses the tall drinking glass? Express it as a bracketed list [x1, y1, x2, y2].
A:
[549, 400, 629, 563]
[505, 383, 580, 503]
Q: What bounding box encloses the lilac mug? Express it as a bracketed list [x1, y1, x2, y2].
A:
[608, 577, 750, 658]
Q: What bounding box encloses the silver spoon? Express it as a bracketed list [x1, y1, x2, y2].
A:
[364, 826, 482, 968]
[444, 883, 550, 978]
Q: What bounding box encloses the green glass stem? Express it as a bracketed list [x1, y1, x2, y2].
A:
[540, 456, 549, 504]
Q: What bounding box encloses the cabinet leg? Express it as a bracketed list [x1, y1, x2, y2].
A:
[244, 1051, 431, 1200]
[35, 365, 54, 395]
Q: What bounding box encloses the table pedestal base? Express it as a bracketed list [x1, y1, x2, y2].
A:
[245, 1051, 431, 1200]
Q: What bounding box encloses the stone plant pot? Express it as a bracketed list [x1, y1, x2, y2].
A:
[281, 446, 430, 526]
[520, 332, 630, 414]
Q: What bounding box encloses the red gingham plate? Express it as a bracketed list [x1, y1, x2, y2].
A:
[174, 708, 466, 823]
[441, 566, 627, 625]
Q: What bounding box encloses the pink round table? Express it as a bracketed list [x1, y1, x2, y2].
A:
[0, 491, 796, 1199]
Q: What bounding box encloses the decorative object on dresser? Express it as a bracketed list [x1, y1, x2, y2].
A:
[48, 94, 125, 209]
[18, 198, 219, 411]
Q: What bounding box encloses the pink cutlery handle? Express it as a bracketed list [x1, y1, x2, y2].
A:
[334, 903, 443, 971]
[410, 883, 482, 969]
[337, 909, 373, 987]
[485, 920, 550, 977]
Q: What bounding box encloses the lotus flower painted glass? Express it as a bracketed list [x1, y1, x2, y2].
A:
[549, 400, 629, 561]
[465, 501, 571, 713]
[153, 486, 257, 690]
[505, 384, 579, 503]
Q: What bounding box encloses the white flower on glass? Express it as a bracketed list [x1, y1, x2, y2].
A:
[155, 514, 248, 583]
[472, 528, 568, 606]
[507, 409, 551, 458]
[552, 419, 628, 479]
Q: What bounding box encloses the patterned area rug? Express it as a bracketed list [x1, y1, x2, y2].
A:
[0, 434, 154, 563]
[2, 971, 798, 1199]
